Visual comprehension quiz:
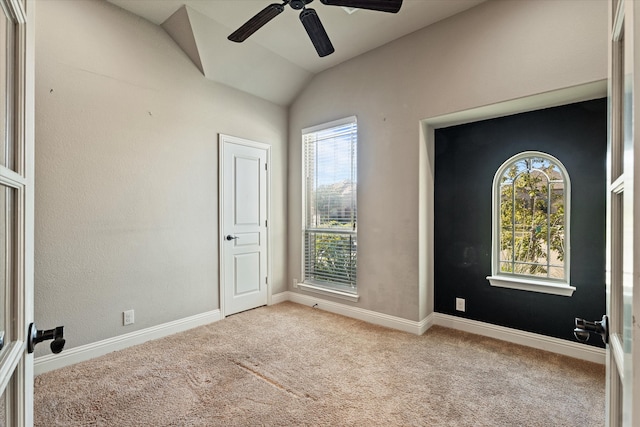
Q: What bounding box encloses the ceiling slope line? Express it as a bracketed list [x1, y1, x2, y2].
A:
[162, 5, 313, 106]
[162, 6, 205, 75]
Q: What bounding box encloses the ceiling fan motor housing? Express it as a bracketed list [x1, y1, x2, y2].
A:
[290, 0, 314, 10]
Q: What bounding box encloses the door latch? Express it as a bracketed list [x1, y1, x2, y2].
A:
[27, 323, 66, 354]
[574, 315, 608, 345]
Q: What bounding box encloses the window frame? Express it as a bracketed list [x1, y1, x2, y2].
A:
[486, 151, 575, 296]
[300, 116, 358, 301]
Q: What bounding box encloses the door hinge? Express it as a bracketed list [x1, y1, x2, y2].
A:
[265, 220, 267, 227]
[265, 277, 268, 285]
[265, 163, 268, 171]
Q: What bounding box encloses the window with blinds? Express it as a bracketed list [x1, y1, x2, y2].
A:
[302, 116, 357, 292]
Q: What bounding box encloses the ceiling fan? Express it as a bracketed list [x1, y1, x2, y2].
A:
[228, 0, 403, 57]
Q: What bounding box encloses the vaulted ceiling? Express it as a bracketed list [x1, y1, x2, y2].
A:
[107, 0, 485, 105]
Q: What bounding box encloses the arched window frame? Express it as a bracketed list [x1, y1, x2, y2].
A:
[486, 151, 575, 296]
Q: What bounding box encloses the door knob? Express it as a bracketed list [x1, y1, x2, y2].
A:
[574, 315, 608, 345]
[226, 235, 239, 241]
[27, 323, 66, 354]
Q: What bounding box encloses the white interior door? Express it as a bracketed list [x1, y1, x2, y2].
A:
[0, 0, 34, 425]
[220, 135, 269, 317]
[606, 0, 639, 425]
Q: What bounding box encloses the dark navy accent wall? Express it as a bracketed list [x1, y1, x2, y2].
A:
[434, 98, 607, 347]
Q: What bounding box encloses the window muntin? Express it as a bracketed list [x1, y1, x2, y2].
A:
[499, 156, 566, 279]
[303, 117, 357, 293]
[489, 151, 572, 294]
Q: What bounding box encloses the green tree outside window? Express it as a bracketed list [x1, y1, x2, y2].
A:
[497, 154, 568, 280]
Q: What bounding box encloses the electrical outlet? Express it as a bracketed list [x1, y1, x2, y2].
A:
[455, 298, 466, 312]
[123, 309, 135, 326]
[292, 278, 299, 289]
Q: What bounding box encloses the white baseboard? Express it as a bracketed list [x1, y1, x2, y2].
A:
[37, 294, 605, 375]
[270, 291, 290, 305]
[432, 313, 605, 364]
[279, 291, 427, 335]
[34, 310, 222, 375]
[273, 291, 605, 364]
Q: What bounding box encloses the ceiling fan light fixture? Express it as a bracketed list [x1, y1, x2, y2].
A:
[290, 0, 314, 10]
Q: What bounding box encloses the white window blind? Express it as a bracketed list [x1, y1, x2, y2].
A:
[303, 116, 357, 292]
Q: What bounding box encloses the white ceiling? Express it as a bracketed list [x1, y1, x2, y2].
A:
[107, 0, 485, 105]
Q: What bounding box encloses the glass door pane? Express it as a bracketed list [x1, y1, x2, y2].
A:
[0, 11, 14, 171]
[0, 184, 12, 357]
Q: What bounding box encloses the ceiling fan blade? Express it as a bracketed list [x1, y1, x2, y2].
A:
[228, 3, 285, 42]
[319, 0, 402, 13]
[300, 8, 335, 57]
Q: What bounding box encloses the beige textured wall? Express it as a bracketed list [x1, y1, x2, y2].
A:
[35, 0, 288, 355]
[288, 0, 607, 321]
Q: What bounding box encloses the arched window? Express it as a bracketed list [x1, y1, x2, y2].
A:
[487, 151, 575, 296]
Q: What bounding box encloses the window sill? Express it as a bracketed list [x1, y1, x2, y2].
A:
[486, 275, 575, 297]
[297, 283, 360, 302]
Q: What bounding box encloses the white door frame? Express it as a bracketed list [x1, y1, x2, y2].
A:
[606, 0, 640, 424]
[218, 134, 272, 318]
[0, 0, 34, 425]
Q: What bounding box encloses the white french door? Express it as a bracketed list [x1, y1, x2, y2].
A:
[0, 0, 34, 425]
[606, 0, 639, 425]
[219, 135, 270, 317]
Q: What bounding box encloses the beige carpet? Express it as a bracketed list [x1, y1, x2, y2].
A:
[34, 302, 605, 426]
